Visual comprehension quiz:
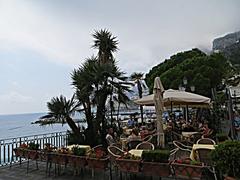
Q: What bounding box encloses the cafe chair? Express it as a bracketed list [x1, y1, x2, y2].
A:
[142, 135, 153, 142]
[197, 148, 217, 180]
[126, 140, 142, 150]
[136, 141, 154, 150]
[172, 141, 192, 159]
[197, 138, 216, 145]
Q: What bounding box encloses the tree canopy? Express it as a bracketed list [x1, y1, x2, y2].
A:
[145, 49, 231, 97]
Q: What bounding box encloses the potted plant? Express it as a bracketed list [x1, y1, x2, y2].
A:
[87, 148, 109, 170]
[13, 143, 28, 158]
[68, 146, 87, 174]
[116, 152, 141, 173]
[211, 140, 240, 180]
[26, 142, 39, 160]
[171, 158, 204, 179]
[141, 150, 171, 177]
[216, 133, 228, 143]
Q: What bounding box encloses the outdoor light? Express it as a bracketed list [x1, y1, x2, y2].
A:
[183, 77, 188, 85]
[190, 85, 195, 92]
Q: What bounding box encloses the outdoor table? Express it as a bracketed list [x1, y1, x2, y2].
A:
[129, 149, 143, 158]
[67, 144, 91, 154]
[190, 144, 215, 161]
[182, 132, 199, 138]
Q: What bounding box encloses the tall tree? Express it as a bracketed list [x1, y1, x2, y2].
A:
[131, 72, 146, 123]
[92, 29, 118, 64]
[47, 95, 81, 137]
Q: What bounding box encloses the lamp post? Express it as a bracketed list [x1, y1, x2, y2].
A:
[179, 77, 195, 122]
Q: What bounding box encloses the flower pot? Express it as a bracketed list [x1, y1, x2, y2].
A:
[68, 155, 87, 168]
[13, 148, 26, 158]
[26, 150, 39, 160]
[172, 161, 204, 180]
[116, 158, 141, 173]
[141, 161, 170, 177]
[87, 157, 109, 170]
[224, 176, 237, 180]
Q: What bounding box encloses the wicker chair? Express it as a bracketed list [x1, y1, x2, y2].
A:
[142, 135, 153, 142]
[126, 140, 142, 150]
[136, 142, 154, 150]
[196, 148, 217, 180]
[150, 133, 165, 147]
[172, 141, 192, 160]
[87, 144, 104, 154]
[196, 138, 216, 145]
[107, 146, 125, 159]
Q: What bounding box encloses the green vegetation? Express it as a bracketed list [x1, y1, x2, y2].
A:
[71, 146, 86, 156]
[46, 29, 131, 146]
[211, 141, 240, 178]
[28, 142, 39, 150]
[142, 150, 170, 163]
[145, 49, 231, 97]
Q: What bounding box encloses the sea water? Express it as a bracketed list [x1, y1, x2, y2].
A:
[0, 113, 86, 140]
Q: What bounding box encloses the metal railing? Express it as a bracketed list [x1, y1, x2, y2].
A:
[0, 131, 69, 167]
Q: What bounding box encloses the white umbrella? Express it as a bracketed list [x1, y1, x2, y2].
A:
[135, 89, 211, 107]
[153, 77, 165, 147]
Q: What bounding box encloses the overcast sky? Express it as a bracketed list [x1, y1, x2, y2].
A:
[0, 0, 240, 114]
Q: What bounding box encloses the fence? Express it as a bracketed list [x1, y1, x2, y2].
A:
[0, 131, 69, 166]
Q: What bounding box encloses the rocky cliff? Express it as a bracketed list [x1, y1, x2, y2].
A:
[213, 31, 240, 51]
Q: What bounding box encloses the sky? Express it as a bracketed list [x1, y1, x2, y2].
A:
[0, 0, 240, 115]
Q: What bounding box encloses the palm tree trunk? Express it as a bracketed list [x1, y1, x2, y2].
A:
[137, 80, 144, 123]
[66, 116, 80, 137]
[116, 102, 121, 130]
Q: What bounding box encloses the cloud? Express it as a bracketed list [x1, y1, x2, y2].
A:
[0, 91, 33, 103]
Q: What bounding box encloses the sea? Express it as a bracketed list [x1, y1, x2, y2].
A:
[0, 112, 86, 140]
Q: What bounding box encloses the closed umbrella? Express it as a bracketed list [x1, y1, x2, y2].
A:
[153, 77, 165, 147]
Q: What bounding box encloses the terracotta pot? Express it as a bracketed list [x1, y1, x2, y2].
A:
[26, 150, 39, 160]
[116, 158, 141, 173]
[224, 176, 236, 180]
[142, 161, 170, 177]
[13, 148, 25, 158]
[87, 157, 109, 170]
[172, 161, 204, 180]
[68, 155, 87, 168]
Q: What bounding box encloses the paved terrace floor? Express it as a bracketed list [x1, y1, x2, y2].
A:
[0, 161, 173, 180]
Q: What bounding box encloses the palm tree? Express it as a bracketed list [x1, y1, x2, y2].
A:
[131, 72, 147, 123]
[47, 95, 81, 137]
[92, 29, 118, 64]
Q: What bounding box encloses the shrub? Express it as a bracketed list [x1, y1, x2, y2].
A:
[71, 146, 86, 156]
[142, 150, 170, 163]
[211, 140, 240, 178]
[28, 142, 39, 150]
[216, 133, 228, 142]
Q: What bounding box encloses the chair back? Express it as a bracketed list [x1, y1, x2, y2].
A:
[142, 135, 152, 142]
[136, 142, 154, 150]
[197, 138, 216, 145]
[87, 144, 104, 154]
[150, 133, 164, 146]
[171, 148, 191, 160]
[196, 148, 213, 166]
[107, 146, 125, 159]
[173, 141, 192, 151]
[127, 140, 142, 150]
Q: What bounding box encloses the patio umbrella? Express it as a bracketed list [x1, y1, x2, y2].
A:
[134, 89, 211, 107]
[153, 77, 165, 147]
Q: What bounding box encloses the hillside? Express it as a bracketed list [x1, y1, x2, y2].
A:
[213, 31, 240, 65]
[145, 49, 231, 97]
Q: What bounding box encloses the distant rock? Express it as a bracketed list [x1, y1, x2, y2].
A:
[213, 31, 240, 51]
[212, 31, 240, 65]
